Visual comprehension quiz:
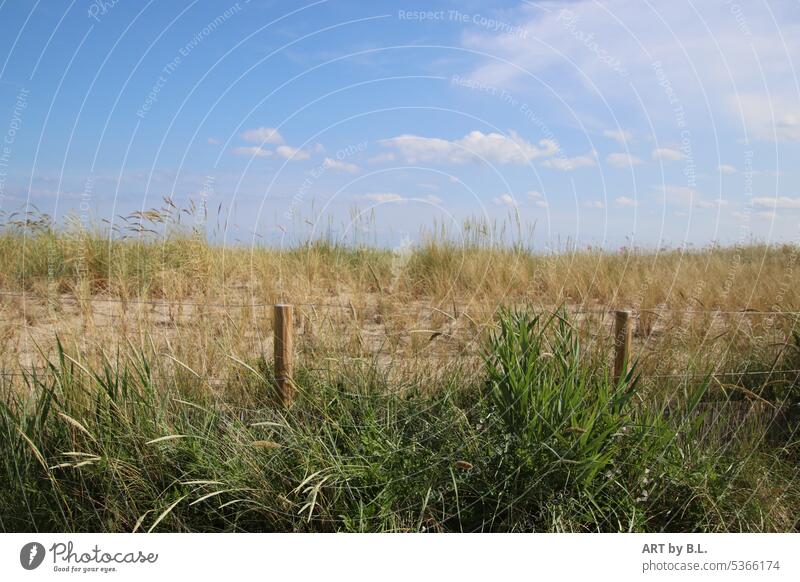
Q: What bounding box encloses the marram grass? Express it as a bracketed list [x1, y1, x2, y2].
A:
[1, 309, 796, 533]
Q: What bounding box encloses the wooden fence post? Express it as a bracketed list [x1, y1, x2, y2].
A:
[274, 304, 294, 406]
[613, 310, 632, 382]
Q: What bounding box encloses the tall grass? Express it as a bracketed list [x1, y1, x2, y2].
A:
[1, 309, 796, 532]
[1, 205, 799, 313]
[1, 206, 797, 531]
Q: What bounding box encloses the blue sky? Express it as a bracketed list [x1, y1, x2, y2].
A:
[0, 0, 799, 248]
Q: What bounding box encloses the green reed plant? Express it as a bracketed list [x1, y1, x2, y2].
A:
[484, 308, 641, 486]
[0, 315, 797, 533]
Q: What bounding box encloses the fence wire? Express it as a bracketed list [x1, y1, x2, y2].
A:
[2, 289, 800, 314]
[2, 290, 800, 387]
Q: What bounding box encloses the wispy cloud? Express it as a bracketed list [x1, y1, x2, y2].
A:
[660, 185, 697, 205]
[695, 198, 728, 209]
[651, 148, 685, 162]
[276, 145, 310, 161]
[359, 193, 441, 204]
[233, 146, 272, 158]
[493, 193, 518, 207]
[658, 185, 727, 209]
[378, 130, 558, 165]
[606, 153, 642, 168]
[603, 129, 633, 144]
[461, 1, 800, 144]
[542, 150, 597, 171]
[323, 158, 359, 173]
[733, 93, 800, 142]
[361, 192, 404, 203]
[368, 152, 396, 164]
[241, 127, 284, 144]
[752, 196, 800, 209]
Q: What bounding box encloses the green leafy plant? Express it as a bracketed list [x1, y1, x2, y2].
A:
[485, 308, 639, 486]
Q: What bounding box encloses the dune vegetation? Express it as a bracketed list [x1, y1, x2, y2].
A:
[0, 203, 798, 532]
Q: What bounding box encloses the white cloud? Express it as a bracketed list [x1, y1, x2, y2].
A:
[756, 211, 777, 220]
[492, 192, 549, 207]
[359, 193, 443, 204]
[368, 152, 397, 164]
[585, 200, 605, 209]
[603, 129, 633, 144]
[695, 198, 729, 209]
[752, 196, 800, 209]
[542, 150, 597, 171]
[718, 164, 737, 174]
[659, 185, 728, 208]
[615, 196, 638, 207]
[323, 158, 359, 173]
[361, 193, 404, 203]
[241, 127, 284, 144]
[660, 185, 697, 205]
[651, 148, 685, 162]
[233, 146, 272, 158]
[606, 153, 642, 168]
[236, 129, 310, 161]
[361, 192, 440, 204]
[207, 137, 219, 145]
[493, 193, 518, 207]
[379, 130, 558, 165]
[461, 1, 800, 144]
[276, 145, 310, 161]
[733, 93, 800, 142]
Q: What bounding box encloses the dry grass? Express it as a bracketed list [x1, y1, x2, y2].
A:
[0, 204, 798, 391]
[0, 204, 797, 532]
[0, 204, 796, 446]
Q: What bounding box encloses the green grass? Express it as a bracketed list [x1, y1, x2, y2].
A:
[1, 309, 796, 532]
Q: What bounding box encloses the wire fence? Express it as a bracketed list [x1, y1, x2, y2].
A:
[3, 289, 800, 315]
[2, 290, 800, 390]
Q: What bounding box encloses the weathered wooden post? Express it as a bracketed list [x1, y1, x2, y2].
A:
[274, 304, 294, 405]
[613, 310, 632, 383]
